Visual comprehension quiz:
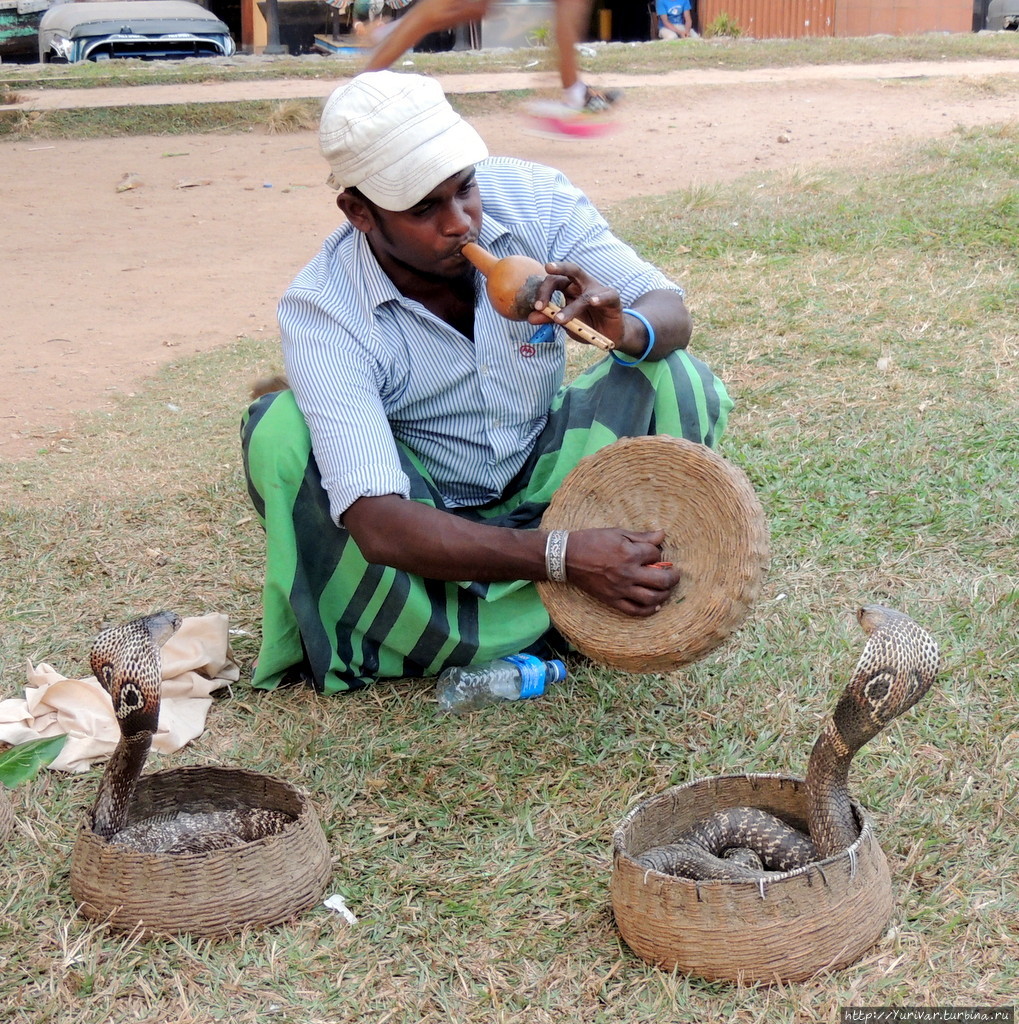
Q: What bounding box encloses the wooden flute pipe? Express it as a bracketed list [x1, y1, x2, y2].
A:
[460, 242, 615, 352]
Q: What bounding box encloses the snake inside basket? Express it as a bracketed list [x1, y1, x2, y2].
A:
[88, 611, 294, 853]
[633, 605, 940, 879]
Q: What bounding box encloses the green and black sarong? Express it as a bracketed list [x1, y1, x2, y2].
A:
[241, 350, 732, 694]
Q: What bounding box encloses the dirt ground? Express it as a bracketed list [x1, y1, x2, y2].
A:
[3, 61, 1018, 458]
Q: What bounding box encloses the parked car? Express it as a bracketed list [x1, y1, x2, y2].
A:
[985, 0, 1019, 29]
[38, 0, 235, 62]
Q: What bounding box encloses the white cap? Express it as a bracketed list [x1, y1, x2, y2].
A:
[319, 71, 489, 211]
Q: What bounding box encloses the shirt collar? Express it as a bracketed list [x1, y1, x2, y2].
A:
[349, 228, 404, 311]
[478, 210, 513, 251]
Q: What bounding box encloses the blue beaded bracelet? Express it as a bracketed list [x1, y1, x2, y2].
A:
[611, 309, 656, 366]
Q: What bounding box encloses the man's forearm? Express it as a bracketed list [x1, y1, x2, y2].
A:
[344, 494, 546, 581]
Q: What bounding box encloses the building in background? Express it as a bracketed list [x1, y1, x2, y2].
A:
[688, 0, 973, 38]
[226, 0, 989, 56]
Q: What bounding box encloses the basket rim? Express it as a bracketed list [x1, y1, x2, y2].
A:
[612, 772, 877, 888]
[0, 786, 14, 840]
[75, 764, 320, 864]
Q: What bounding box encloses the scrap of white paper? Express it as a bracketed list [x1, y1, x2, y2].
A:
[323, 893, 358, 925]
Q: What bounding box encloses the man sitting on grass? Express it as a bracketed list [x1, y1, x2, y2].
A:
[241, 71, 732, 694]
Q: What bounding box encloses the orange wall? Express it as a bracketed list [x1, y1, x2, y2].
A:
[834, 0, 972, 35]
[697, 0, 835, 37]
[695, 0, 972, 37]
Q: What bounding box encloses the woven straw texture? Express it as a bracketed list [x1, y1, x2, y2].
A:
[70, 766, 332, 937]
[611, 774, 893, 984]
[537, 436, 769, 671]
[0, 787, 14, 842]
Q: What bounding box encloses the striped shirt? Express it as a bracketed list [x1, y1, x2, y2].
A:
[279, 155, 682, 524]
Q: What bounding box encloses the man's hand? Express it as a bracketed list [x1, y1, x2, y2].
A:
[529, 259, 626, 348]
[565, 528, 680, 616]
[528, 263, 692, 359]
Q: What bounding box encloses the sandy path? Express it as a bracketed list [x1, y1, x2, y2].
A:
[2, 61, 1017, 457]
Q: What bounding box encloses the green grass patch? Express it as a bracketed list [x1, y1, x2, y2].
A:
[0, 113, 1016, 1022]
[0, 91, 531, 140]
[0, 98, 323, 139]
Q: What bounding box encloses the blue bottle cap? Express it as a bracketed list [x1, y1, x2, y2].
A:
[546, 659, 567, 683]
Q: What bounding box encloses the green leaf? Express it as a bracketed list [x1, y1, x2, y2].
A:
[0, 734, 68, 789]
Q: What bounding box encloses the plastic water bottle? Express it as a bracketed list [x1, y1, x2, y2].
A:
[436, 654, 567, 713]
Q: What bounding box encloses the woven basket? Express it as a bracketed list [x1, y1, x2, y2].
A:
[611, 774, 893, 984]
[537, 436, 770, 671]
[70, 766, 332, 938]
[0, 787, 14, 842]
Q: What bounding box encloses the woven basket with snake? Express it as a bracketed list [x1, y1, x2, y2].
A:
[71, 765, 332, 938]
[0, 786, 14, 842]
[612, 606, 940, 983]
[68, 613, 332, 937]
[613, 773, 892, 983]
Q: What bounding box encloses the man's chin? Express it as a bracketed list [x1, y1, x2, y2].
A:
[434, 254, 474, 282]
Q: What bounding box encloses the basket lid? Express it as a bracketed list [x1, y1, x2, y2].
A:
[0, 787, 14, 842]
[536, 436, 769, 671]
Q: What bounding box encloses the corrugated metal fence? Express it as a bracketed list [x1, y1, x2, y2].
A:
[694, 0, 972, 37]
[696, 0, 834, 37]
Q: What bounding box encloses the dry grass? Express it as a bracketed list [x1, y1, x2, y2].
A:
[0, 116, 1016, 1023]
[265, 98, 322, 135]
[2, 30, 1018, 94]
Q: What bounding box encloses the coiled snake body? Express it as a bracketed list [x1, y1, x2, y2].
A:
[636, 606, 940, 880]
[90, 612, 293, 854]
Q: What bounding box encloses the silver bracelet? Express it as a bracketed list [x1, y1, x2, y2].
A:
[545, 529, 569, 583]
